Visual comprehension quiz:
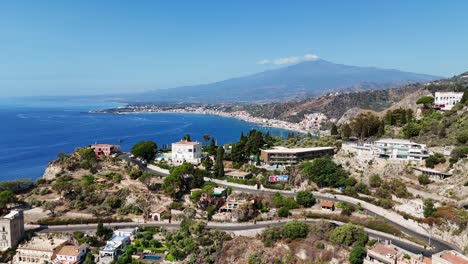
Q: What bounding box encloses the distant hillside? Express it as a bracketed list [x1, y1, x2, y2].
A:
[235, 72, 467, 123]
[127, 59, 440, 103]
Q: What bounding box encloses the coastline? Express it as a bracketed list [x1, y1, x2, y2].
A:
[90, 107, 311, 134]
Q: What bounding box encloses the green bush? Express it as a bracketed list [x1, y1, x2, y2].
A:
[282, 220, 308, 239]
[349, 245, 366, 264]
[329, 223, 368, 247]
[418, 174, 431, 185]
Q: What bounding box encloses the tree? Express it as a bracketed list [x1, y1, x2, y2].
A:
[296, 191, 315, 207]
[202, 134, 211, 142]
[331, 124, 339, 136]
[329, 223, 368, 247]
[456, 130, 468, 144]
[201, 156, 213, 171]
[131, 141, 157, 162]
[300, 157, 349, 188]
[342, 124, 352, 140]
[282, 220, 308, 239]
[183, 134, 191, 141]
[416, 96, 434, 109]
[423, 199, 436, 218]
[450, 146, 468, 163]
[350, 112, 381, 139]
[162, 163, 198, 198]
[425, 153, 446, 168]
[0, 190, 16, 214]
[43, 201, 61, 216]
[208, 138, 217, 155]
[214, 146, 225, 178]
[402, 122, 421, 138]
[377, 121, 385, 137]
[349, 245, 366, 264]
[96, 223, 113, 240]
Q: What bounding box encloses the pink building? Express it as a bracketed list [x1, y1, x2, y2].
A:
[91, 144, 120, 159]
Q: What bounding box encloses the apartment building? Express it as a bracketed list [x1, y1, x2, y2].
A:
[373, 139, 430, 161]
[260, 146, 335, 165]
[434, 92, 464, 111]
[432, 250, 468, 264]
[13, 235, 69, 264]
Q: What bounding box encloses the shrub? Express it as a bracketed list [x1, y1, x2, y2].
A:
[418, 174, 431, 185]
[329, 223, 368, 247]
[369, 175, 382, 188]
[278, 207, 290, 217]
[296, 191, 315, 207]
[282, 220, 308, 239]
[349, 245, 366, 264]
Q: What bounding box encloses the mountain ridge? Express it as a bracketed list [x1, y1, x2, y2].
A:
[126, 59, 441, 103]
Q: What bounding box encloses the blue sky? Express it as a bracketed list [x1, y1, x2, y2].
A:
[1, 0, 467, 97]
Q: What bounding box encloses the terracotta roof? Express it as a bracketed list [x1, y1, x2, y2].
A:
[369, 243, 398, 257]
[56, 245, 81, 257]
[91, 144, 114, 147]
[173, 140, 200, 145]
[320, 201, 334, 207]
[439, 251, 468, 264]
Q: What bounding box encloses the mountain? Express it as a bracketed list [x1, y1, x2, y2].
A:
[128, 59, 441, 103]
[234, 71, 468, 123]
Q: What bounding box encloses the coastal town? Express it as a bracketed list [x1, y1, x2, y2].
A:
[91, 105, 333, 135]
[3, 1, 468, 262]
[1, 87, 467, 264]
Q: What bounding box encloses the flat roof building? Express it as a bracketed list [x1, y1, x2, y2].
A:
[434, 92, 464, 111]
[0, 210, 24, 251]
[373, 139, 429, 161]
[260, 146, 335, 165]
[432, 250, 468, 264]
[98, 235, 131, 264]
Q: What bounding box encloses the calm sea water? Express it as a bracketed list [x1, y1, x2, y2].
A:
[0, 98, 290, 182]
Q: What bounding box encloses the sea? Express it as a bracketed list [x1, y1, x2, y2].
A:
[0, 97, 291, 182]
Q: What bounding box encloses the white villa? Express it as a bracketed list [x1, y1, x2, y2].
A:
[98, 228, 136, 264]
[53, 244, 87, 264]
[434, 91, 464, 110]
[171, 139, 202, 164]
[373, 139, 430, 161]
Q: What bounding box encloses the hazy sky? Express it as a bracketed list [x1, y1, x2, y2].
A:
[1, 0, 467, 97]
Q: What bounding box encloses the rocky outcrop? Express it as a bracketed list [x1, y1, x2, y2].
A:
[42, 164, 63, 180]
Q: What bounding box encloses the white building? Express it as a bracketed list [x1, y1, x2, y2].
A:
[373, 139, 430, 161]
[113, 228, 137, 240]
[171, 139, 202, 164]
[0, 210, 24, 251]
[53, 244, 87, 264]
[434, 92, 464, 110]
[13, 235, 69, 264]
[98, 229, 135, 264]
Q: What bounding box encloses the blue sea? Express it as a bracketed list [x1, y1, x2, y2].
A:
[0, 98, 290, 182]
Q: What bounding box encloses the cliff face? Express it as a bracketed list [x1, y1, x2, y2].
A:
[42, 163, 63, 180]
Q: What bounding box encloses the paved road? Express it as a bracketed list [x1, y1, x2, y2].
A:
[119, 153, 168, 177]
[118, 154, 457, 253]
[35, 218, 434, 256]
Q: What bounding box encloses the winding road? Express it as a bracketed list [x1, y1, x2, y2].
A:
[114, 153, 458, 255]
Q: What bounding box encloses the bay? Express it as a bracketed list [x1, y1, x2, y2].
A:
[0, 98, 290, 181]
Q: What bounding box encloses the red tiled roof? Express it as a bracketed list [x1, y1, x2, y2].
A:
[320, 201, 334, 207]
